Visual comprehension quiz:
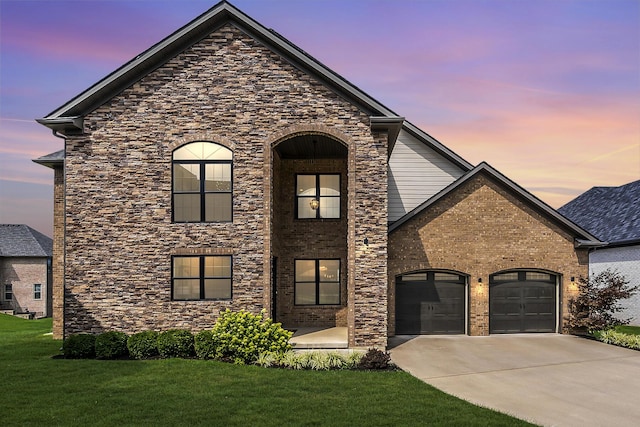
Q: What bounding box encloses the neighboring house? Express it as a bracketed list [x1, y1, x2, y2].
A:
[559, 180, 640, 325]
[0, 224, 53, 318]
[34, 1, 600, 346]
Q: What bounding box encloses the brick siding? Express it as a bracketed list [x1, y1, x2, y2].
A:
[388, 174, 588, 336]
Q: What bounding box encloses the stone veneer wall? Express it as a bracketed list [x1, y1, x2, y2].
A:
[272, 156, 348, 328]
[388, 174, 588, 336]
[61, 24, 388, 347]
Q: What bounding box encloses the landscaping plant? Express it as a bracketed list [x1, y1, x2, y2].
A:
[209, 309, 292, 364]
[127, 330, 159, 359]
[157, 329, 195, 358]
[95, 331, 129, 359]
[567, 269, 639, 333]
[358, 348, 393, 370]
[62, 333, 96, 359]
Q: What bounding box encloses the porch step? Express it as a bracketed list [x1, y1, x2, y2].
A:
[289, 327, 348, 349]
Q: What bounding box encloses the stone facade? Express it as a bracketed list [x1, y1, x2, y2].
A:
[60, 24, 388, 347]
[52, 166, 64, 338]
[0, 257, 49, 317]
[388, 173, 589, 336]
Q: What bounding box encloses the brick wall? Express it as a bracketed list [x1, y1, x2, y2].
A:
[272, 156, 349, 327]
[52, 166, 64, 338]
[388, 174, 588, 336]
[61, 24, 388, 347]
[0, 257, 49, 317]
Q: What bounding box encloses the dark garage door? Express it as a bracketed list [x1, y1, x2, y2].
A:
[396, 271, 466, 335]
[490, 271, 556, 334]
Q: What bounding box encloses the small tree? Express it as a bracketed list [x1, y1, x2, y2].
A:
[567, 269, 638, 333]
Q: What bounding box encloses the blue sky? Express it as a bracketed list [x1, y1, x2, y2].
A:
[1, 0, 639, 237]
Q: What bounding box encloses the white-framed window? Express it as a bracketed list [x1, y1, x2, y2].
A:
[4, 284, 12, 300]
[34, 284, 42, 300]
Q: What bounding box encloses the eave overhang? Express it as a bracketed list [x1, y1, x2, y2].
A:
[370, 116, 404, 157]
[32, 150, 64, 169]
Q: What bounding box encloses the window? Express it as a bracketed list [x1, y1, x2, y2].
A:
[296, 174, 340, 219]
[4, 284, 12, 300]
[295, 259, 340, 305]
[173, 142, 232, 222]
[172, 255, 232, 300]
[34, 284, 42, 300]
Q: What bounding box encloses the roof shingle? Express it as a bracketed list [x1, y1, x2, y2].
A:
[0, 224, 53, 257]
[558, 180, 640, 244]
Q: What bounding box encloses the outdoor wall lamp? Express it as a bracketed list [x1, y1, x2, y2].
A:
[364, 237, 369, 246]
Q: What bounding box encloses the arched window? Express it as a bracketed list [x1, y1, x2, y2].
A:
[172, 142, 232, 222]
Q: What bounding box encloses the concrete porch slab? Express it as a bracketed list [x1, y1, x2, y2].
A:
[289, 327, 348, 349]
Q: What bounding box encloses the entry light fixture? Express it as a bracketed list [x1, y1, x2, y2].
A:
[310, 198, 319, 210]
[478, 277, 482, 283]
[570, 276, 575, 282]
[364, 237, 369, 246]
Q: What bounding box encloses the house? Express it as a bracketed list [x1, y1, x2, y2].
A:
[559, 180, 640, 325]
[34, 1, 600, 347]
[0, 224, 53, 318]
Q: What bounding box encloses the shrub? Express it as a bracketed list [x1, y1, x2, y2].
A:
[210, 309, 293, 364]
[95, 331, 129, 359]
[63, 334, 96, 359]
[194, 330, 218, 359]
[127, 331, 159, 359]
[157, 329, 195, 358]
[358, 348, 392, 370]
[594, 329, 640, 350]
[255, 350, 364, 370]
[568, 270, 639, 333]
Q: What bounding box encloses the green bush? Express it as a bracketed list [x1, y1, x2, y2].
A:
[594, 329, 640, 350]
[210, 309, 293, 364]
[127, 331, 159, 359]
[62, 334, 96, 359]
[358, 348, 393, 370]
[95, 331, 129, 359]
[157, 329, 195, 358]
[194, 330, 218, 359]
[255, 350, 364, 370]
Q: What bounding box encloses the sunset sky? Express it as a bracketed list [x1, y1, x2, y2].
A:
[1, 0, 639, 237]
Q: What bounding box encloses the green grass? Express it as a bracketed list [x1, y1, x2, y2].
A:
[0, 314, 534, 426]
[614, 325, 640, 336]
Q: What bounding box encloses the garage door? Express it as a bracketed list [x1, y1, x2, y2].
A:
[396, 271, 466, 335]
[490, 271, 556, 334]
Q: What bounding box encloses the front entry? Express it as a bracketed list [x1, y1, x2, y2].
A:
[489, 271, 557, 333]
[396, 271, 466, 334]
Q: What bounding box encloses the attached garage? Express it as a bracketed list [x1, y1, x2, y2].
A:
[396, 271, 466, 334]
[489, 271, 557, 334]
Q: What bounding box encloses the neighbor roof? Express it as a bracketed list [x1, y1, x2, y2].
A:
[0, 225, 53, 257]
[389, 162, 602, 246]
[35, 1, 471, 170]
[558, 180, 640, 245]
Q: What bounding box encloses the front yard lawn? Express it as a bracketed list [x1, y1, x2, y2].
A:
[614, 325, 640, 335]
[1, 314, 534, 426]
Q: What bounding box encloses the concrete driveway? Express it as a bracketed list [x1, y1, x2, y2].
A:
[389, 334, 640, 427]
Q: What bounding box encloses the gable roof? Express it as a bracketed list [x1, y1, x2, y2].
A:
[389, 162, 602, 246]
[558, 180, 640, 245]
[35, 1, 471, 170]
[0, 225, 53, 257]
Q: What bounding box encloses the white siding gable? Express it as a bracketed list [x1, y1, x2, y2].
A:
[590, 245, 640, 325]
[388, 129, 466, 222]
